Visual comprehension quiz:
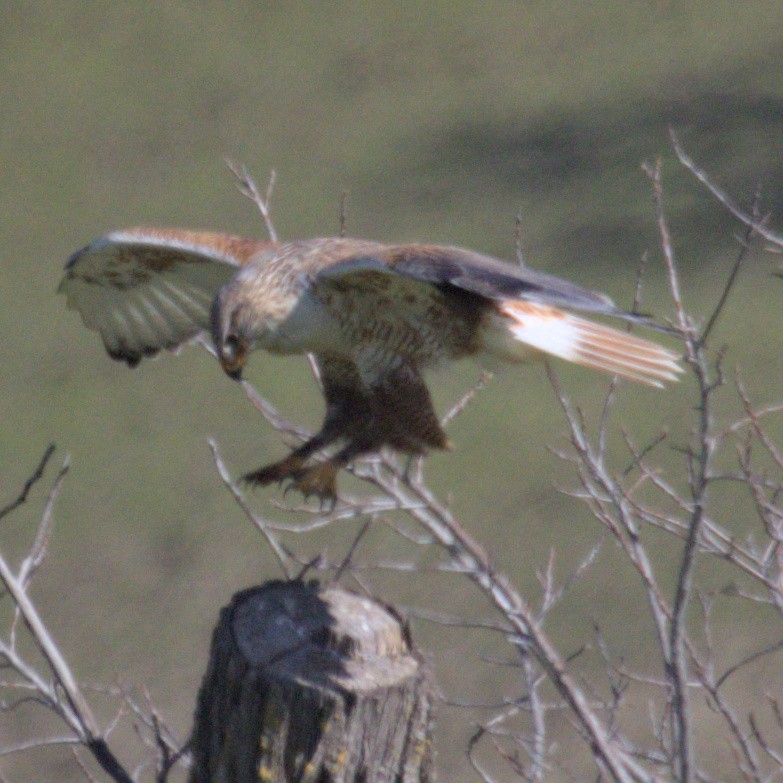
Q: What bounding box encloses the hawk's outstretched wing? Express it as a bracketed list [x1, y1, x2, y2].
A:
[59, 228, 265, 366]
[313, 243, 682, 386]
[316, 242, 645, 319]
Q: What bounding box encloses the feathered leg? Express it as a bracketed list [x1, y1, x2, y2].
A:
[243, 356, 449, 504]
[241, 355, 369, 496]
[285, 359, 449, 503]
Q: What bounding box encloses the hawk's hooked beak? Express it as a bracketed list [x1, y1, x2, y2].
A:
[219, 337, 248, 381]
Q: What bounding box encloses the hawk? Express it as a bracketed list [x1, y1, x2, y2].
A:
[60, 228, 681, 501]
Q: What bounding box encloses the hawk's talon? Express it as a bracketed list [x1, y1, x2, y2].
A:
[281, 477, 301, 499]
[287, 463, 339, 509]
[241, 457, 339, 509]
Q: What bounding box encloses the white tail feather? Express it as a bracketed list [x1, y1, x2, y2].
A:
[483, 301, 682, 387]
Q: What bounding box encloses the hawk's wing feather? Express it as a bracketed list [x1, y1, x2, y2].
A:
[315, 243, 633, 315]
[313, 242, 682, 386]
[59, 228, 263, 366]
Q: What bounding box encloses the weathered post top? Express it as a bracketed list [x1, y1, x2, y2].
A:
[190, 580, 433, 783]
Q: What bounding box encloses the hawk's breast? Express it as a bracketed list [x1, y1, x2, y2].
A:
[314, 271, 485, 364]
[262, 285, 349, 355]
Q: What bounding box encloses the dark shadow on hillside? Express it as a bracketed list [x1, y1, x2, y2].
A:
[370, 66, 783, 272]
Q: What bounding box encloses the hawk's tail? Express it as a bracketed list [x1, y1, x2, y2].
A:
[485, 300, 683, 387]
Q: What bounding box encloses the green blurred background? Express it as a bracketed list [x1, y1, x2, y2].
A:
[2, 2, 783, 780]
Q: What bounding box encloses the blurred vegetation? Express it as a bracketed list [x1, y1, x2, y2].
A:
[2, 2, 783, 780]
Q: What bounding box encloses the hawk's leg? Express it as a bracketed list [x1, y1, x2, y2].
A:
[281, 434, 376, 507]
[241, 432, 333, 487]
[241, 355, 450, 505]
[240, 393, 363, 488]
[279, 359, 451, 503]
[241, 355, 369, 496]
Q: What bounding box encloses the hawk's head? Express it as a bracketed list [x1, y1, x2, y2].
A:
[210, 281, 261, 381]
[210, 266, 298, 380]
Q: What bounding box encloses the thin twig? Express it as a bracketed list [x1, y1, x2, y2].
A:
[225, 160, 279, 242]
[19, 455, 70, 587]
[523, 653, 547, 783]
[0, 444, 56, 522]
[333, 518, 371, 583]
[714, 638, 783, 692]
[207, 439, 294, 579]
[441, 371, 493, 427]
[699, 203, 757, 346]
[670, 130, 783, 250]
[0, 735, 82, 756]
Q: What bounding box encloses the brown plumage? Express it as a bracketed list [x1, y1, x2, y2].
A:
[60, 228, 682, 502]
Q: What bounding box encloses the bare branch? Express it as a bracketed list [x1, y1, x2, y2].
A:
[207, 438, 295, 579]
[0, 481, 100, 745]
[699, 204, 757, 346]
[645, 155, 718, 783]
[225, 160, 279, 242]
[19, 455, 70, 587]
[0, 448, 135, 783]
[670, 130, 783, 250]
[363, 456, 652, 783]
[0, 443, 55, 522]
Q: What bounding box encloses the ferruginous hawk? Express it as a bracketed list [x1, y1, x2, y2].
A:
[59, 228, 681, 501]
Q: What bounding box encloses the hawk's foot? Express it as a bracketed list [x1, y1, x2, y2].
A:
[241, 453, 309, 487]
[285, 461, 340, 509]
[241, 455, 340, 509]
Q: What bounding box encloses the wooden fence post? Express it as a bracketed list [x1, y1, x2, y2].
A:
[189, 580, 433, 783]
